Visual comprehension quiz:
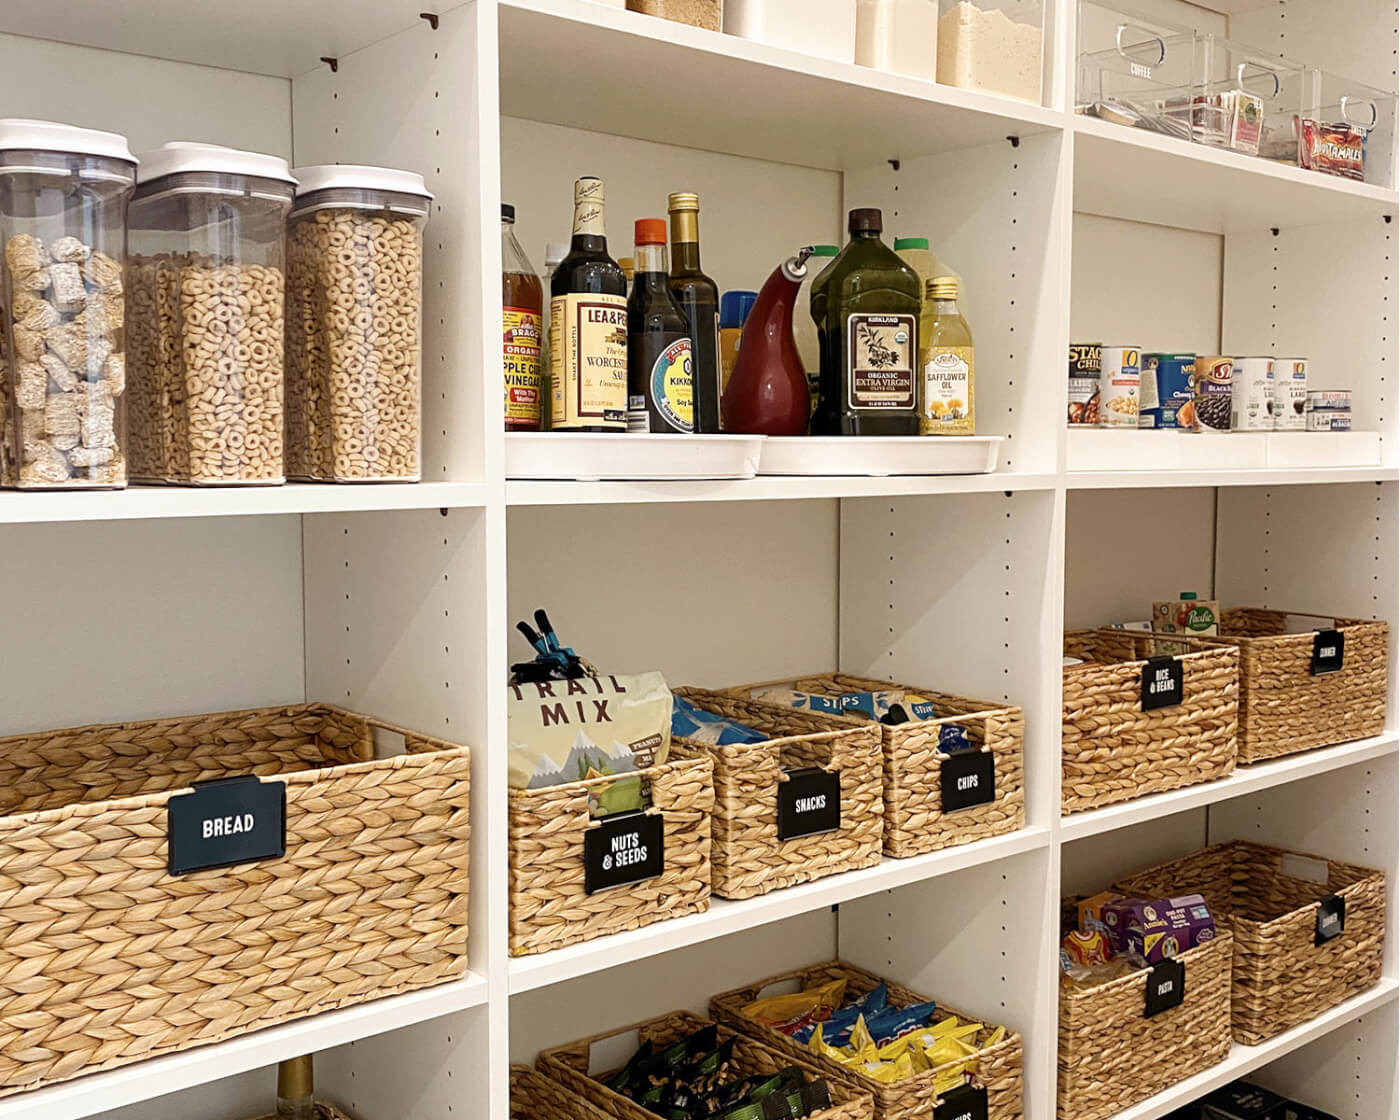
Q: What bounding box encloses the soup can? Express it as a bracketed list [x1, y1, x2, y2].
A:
[1068, 343, 1101, 425]
[1232, 356, 1275, 431]
[1195, 356, 1234, 432]
[1098, 346, 1141, 428]
[1271, 357, 1308, 429]
[1144, 353, 1196, 429]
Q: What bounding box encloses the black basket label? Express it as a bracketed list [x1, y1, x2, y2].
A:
[1312, 630, 1345, 675]
[1141, 656, 1184, 711]
[584, 811, 664, 895]
[1144, 957, 1186, 1018]
[1315, 894, 1346, 945]
[168, 774, 286, 876]
[777, 768, 842, 840]
[934, 1084, 988, 1120]
[941, 751, 996, 813]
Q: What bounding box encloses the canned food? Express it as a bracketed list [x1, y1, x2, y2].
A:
[1144, 354, 1196, 429]
[1068, 343, 1101, 425]
[1098, 346, 1141, 428]
[1306, 410, 1352, 431]
[1195, 356, 1233, 432]
[1307, 389, 1352, 411]
[1271, 357, 1308, 430]
[1232, 356, 1275, 431]
[1138, 353, 1160, 428]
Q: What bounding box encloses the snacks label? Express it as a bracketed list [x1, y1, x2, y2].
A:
[777, 768, 842, 840]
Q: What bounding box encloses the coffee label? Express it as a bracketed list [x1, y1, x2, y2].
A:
[168, 774, 286, 876]
[777, 768, 842, 840]
[550, 294, 627, 430]
[847, 313, 915, 409]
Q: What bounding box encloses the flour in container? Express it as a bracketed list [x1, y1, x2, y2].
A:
[936, 1, 1043, 104]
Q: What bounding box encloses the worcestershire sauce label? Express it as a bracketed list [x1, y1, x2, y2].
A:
[934, 1084, 988, 1120]
[168, 774, 286, 876]
[1141, 656, 1184, 711]
[941, 751, 996, 813]
[777, 768, 842, 840]
[584, 811, 664, 894]
[1312, 630, 1345, 675]
[1144, 958, 1186, 1018]
[1315, 894, 1346, 945]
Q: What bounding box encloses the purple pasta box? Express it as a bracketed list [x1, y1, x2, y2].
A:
[1105, 894, 1215, 963]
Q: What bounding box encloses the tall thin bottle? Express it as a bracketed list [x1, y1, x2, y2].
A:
[277, 1056, 316, 1120]
[811, 208, 921, 436]
[667, 191, 721, 433]
[550, 177, 628, 432]
[502, 203, 543, 431]
[628, 219, 694, 433]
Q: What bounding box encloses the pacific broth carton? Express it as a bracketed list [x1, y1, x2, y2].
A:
[1151, 591, 1219, 656]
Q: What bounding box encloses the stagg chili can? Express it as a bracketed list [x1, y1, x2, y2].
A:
[1068, 343, 1101, 425]
[1195, 356, 1233, 433]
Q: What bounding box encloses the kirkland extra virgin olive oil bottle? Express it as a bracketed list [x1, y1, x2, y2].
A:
[811, 208, 921, 435]
[550, 176, 628, 432]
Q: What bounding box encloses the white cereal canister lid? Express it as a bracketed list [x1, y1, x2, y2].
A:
[136, 141, 295, 185]
[292, 164, 433, 201]
[0, 119, 135, 165]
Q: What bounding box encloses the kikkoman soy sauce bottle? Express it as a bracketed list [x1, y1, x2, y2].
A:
[627, 218, 694, 433]
[811, 208, 921, 435]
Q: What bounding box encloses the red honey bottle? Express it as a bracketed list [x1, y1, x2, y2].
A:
[720, 249, 812, 436]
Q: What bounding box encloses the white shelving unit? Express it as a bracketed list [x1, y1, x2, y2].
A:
[0, 1, 1394, 1119]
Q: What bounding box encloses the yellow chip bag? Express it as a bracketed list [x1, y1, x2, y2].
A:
[807, 1023, 847, 1065]
[852, 1053, 913, 1083]
[933, 1071, 969, 1096]
[983, 1026, 1006, 1048]
[846, 1015, 876, 1059]
[741, 978, 847, 1033]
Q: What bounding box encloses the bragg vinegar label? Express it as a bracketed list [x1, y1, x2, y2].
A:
[847, 313, 916, 410]
[550, 293, 628, 430]
[504, 306, 542, 429]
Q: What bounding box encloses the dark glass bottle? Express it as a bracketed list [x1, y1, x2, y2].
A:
[811, 208, 921, 435]
[667, 191, 721, 433]
[549, 176, 628, 432]
[627, 219, 694, 433]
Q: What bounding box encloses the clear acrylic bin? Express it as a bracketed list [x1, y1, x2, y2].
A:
[1076, 3, 1202, 142]
[1197, 38, 1307, 160]
[856, 0, 940, 80]
[127, 143, 296, 486]
[1300, 69, 1397, 187]
[937, 0, 1043, 104]
[0, 120, 136, 489]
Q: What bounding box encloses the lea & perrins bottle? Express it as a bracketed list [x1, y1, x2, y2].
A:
[811, 208, 921, 435]
[550, 176, 628, 432]
[502, 203, 543, 431]
[628, 219, 694, 433]
[667, 191, 721, 432]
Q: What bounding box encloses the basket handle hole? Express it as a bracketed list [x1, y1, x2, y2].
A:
[1281, 852, 1330, 885]
[372, 727, 408, 759]
[588, 1029, 643, 1075]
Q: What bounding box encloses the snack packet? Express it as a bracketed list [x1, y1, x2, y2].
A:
[672, 695, 769, 746]
[865, 1000, 939, 1045]
[792, 983, 887, 1045]
[1297, 116, 1367, 180]
[742, 979, 847, 1034]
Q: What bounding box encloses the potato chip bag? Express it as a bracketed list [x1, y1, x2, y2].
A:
[741, 979, 846, 1035]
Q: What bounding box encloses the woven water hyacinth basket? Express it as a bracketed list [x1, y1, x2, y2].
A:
[512, 1064, 617, 1120]
[1057, 933, 1232, 1120]
[1062, 629, 1238, 813]
[725, 674, 1024, 858]
[539, 1009, 873, 1120]
[1196, 609, 1388, 763]
[1115, 841, 1386, 1044]
[508, 750, 713, 956]
[711, 960, 1024, 1120]
[0, 704, 471, 1096]
[674, 687, 882, 900]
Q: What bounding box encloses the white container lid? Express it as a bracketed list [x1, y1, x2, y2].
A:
[292, 164, 433, 201]
[137, 142, 295, 185]
[0, 119, 135, 165]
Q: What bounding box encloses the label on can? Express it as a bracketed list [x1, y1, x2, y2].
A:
[1099, 347, 1141, 428]
[1306, 410, 1352, 431]
[1144, 354, 1196, 429]
[1272, 358, 1308, 430]
[1307, 389, 1352, 411]
[1138, 353, 1160, 427]
[1195, 356, 1234, 432]
[1068, 343, 1101, 425]
[1232, 357, 1275, 431]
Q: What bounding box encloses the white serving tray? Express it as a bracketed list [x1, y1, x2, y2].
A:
[1067, 428, 1268, 472]
[757, 435, 1002, 476]
[505, 432, 763, 481]
[1266, 431, 1382, 468]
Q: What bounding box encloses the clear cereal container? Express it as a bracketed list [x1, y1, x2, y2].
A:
[937, 0, 1044, 105]
[1076, 3, 1202, 142]
[127, 144, 296, 486]
[1196, 38, 1307, 159]
[285, 166, 432, 483]
[1300, 70, 1398, 187]
[0, 120, 136, 489]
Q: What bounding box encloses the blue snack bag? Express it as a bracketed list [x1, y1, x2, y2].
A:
[793, 983, 888, 1045]
[938, 724, 973, 753]
[672, 696, 769, 746]
[865, 1000, 939, 1045]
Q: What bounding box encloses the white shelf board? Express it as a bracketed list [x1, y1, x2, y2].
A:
[1060, 733, 1400, 842]
[499, 0, 1063, 170]
[0, 972, 489, 1120]
[0, 481, 489, 525]
[507, 471, 1057, 505]
[508, 825, 1050, 993]
[1074, 116, 1399, 234]
[1068, 465, 1400, 489]
[1101, 979, 1400, 1120]
[0, 0, 435, 78]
